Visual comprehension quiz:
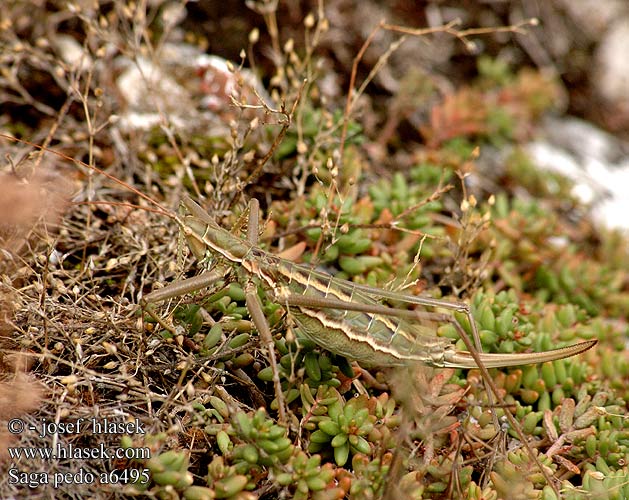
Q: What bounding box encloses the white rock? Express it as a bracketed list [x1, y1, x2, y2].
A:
[116, 56, 190, 112]
[53, 34, 92, 72]
[525, 117, 629, 231]
[595, 19, 629, 105]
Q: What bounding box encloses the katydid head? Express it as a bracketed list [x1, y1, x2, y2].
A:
[180, 198, 253, 265]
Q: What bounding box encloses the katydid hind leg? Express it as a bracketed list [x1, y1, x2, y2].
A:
[245, 283, 287, 424]
[445, 310, 564, 492]
[457, 303, 501, 433]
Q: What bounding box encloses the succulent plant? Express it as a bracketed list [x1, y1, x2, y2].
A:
[308, 394, 376, 466]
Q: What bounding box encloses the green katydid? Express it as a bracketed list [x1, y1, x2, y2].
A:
[141, 195, 596, 423]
